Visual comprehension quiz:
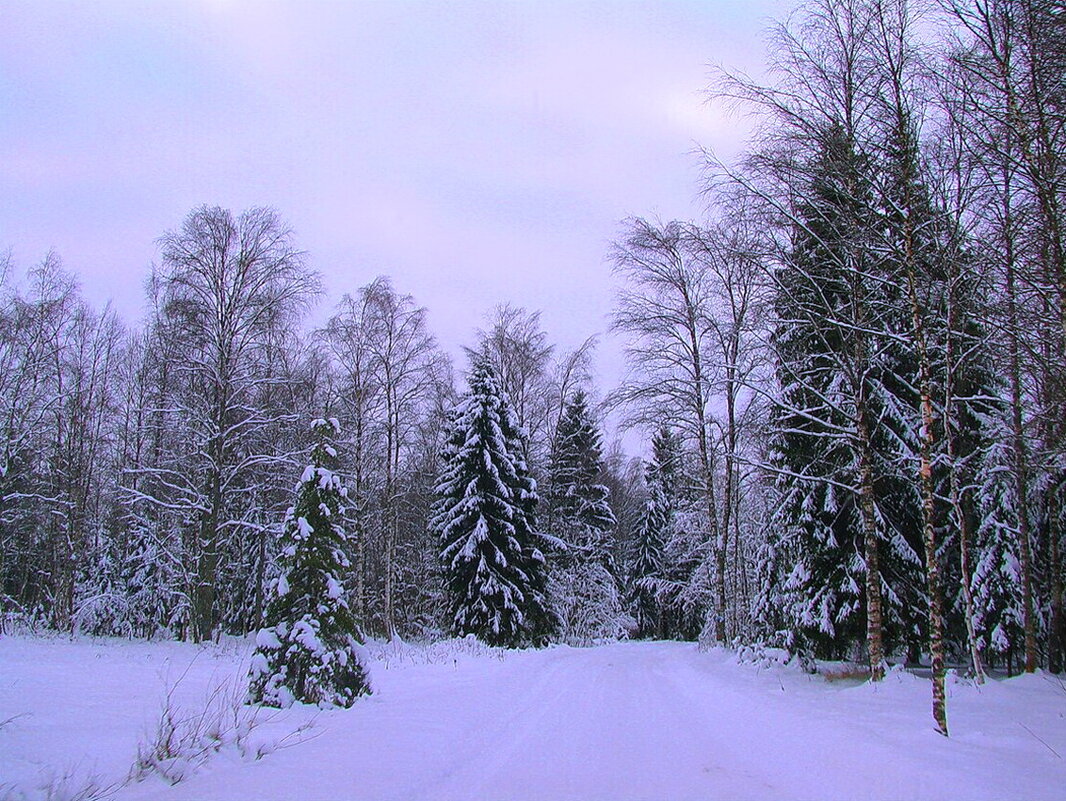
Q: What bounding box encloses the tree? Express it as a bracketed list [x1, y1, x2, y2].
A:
[685, 211, 766, 641]
[971, 438, 1025, 673]
[132, 206, 319, 642]
[610, 219, 723, 640]
[431, 360, 555, 647]
[869, 0, 952, 732]
[944, 0, 1066, 674]
[547, 390, 625, 643]
[0, 254, 125, 632]
[324, 277, 449, 638]
[247, 418, 370, 708]
[472, 305, 554, 460]
[360, 278, 442, 638]
[714, 0, 937, 681]
[324, 288, 385, 627]
[629, 484, 669, 639]
[627, 427, 679, 639]
[549, 391, 616, 565]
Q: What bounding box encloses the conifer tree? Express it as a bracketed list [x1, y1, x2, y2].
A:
[120, 520, 185, 639]
[547, 390, 623, 641]
[431, 361, 555, 647]
[632, 426, 708, 640]
[629, 491, 668, 638]
[628, 453, 671, 638]
[549, 391, 616, 565]
[971, 440, 1025, 672]
[767, 125, 925, 667]
[247, 418, 370, 708]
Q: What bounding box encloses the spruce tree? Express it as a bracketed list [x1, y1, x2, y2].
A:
[627, 426, 709, 641]
[627, 427, 679, 639]
[122, 520, 183, 639]
[971, 439, 1025, 672]
[546, 390, 623, 642]
[768, 125, 924, 664]
[247, 418, 370, 708]
[549, 391, 617, 565]
[629, 479, 669, 639]
[431, 361, 554, 647]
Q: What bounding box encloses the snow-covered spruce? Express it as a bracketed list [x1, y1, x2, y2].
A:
[431, 360, 555, 648]
[626, 425, 706, 641]
[247, 418, 370, 708]
[546, 389, 627, 643]
[627, 427, 675, 640]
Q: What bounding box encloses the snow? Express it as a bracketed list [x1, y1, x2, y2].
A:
[289, 619, 322, 655]
[255, 628, 281, 650]
[1, 635, 1064, 801]
[326, 575, 343, 600]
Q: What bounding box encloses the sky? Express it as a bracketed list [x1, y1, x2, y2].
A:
[1, 0, 785, 426]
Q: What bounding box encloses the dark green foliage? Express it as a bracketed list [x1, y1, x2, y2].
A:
[627, 427, 684, 640]
[431, 361, 555, 647]
[629, 482, 669, 639]
[767, 126, 925, 661]
[547, 390, 625, 642]
[549, 390, 617, 566]
[247, 418, 370, 708]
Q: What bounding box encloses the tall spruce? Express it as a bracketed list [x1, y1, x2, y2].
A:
[767, 125, 925, 669]
[247, 418, 370, 708]
[547, 390, 624, 642]
[431, 360, 555, 647]
[549, 390, 616, 566]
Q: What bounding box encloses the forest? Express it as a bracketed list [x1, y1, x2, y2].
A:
[2, 0, 1065, 741]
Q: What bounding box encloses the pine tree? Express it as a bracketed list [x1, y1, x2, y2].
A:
[431, 361, 555, 647]
[547, 390, 623, 642]
[247, 418, 370, 708]
[970, 438, 1025, 672]
[654, 428, 704, 641]
[626, 427, 708, 641]
[123, 522, 185, 640]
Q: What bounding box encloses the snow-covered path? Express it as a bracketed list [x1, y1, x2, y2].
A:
[3, 637, 1065, 800]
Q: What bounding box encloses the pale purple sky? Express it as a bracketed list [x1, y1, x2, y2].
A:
[2, 0, 784, 404]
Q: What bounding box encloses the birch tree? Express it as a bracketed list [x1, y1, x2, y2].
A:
[132, 206, 319, 642]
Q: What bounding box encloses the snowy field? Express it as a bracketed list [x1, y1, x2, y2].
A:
[2, 635, 1064, 801]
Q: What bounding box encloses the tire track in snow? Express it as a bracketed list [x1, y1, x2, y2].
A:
[419, 643, 777, 801]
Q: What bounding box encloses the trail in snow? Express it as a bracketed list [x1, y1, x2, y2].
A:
[2, 637, 1064, 801]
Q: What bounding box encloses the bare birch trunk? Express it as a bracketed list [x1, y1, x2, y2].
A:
[856, 405, 885, 682]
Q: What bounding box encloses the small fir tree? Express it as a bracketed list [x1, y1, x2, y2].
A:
[247, 418, 370, 708]
[123, 520, 186, 640]
[431, 360, 555, 647]
[970, 440, 1025, 671]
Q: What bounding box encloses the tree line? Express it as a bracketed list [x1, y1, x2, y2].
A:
[0, 205, 642, 649]
[615, 0, 1065, 736]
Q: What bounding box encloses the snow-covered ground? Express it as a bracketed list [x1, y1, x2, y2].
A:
[2, 634, 1064, 801]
